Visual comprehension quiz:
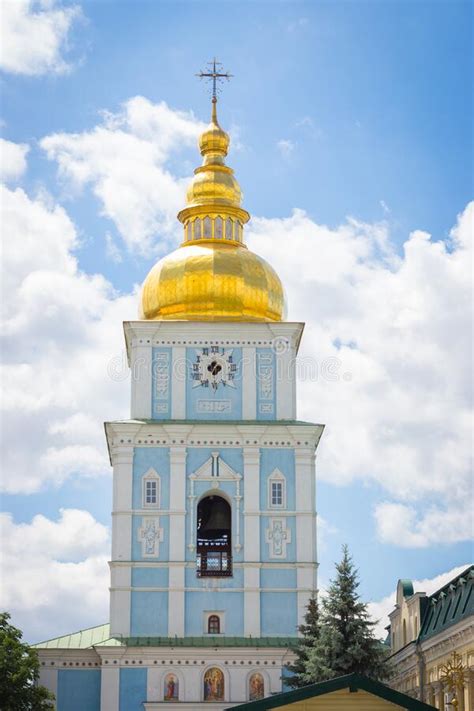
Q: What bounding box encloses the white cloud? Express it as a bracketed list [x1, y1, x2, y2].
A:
[0, 0, 82, 76]
[0, 179, 136, 493]
[368, 564, 470, 639]
[105, 232, 123, 263]
[41, 97, 205, 254]
[0, 138, 29, 181]
[248, 202, 473, 546]
[374, 502, 473, 548]
[0, 509, 109, 642]
[277, 139, 295, 158]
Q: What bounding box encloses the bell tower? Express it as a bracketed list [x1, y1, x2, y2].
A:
[104, 62, 324, 708]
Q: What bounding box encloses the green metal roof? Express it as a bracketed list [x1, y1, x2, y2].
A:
[418, 564, 473, 642]
[33, 626, 295, 650]
[32, 623, 122, 649]
[106, 419, 323, 427]
[123, 636, 296, 648]
[227, 673, 437, 710]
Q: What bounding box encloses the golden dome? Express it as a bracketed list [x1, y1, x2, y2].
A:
[140, 242, 285, 321]
[139, 98, 286, 322]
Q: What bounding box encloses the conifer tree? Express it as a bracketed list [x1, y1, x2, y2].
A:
[285, 594, 320, 688]
[302, 546, 390, 683]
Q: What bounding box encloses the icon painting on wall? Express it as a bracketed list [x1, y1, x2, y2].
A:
[203, 667, 224, 701]
[249, 672, 264, 700]
[164, 673, 179, 701]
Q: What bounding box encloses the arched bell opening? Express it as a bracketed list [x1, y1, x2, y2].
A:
[196, 494, 232, 577]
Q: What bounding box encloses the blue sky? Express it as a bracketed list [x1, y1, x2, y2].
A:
[0, 0, 472, 643]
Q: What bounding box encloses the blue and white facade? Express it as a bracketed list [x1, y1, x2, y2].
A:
[37, 320, 323, 709]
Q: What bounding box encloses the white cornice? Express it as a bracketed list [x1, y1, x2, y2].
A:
[123, 321, 305, 364]
[104, 421, 324, 465]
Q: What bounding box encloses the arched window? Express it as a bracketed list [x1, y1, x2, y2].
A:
[402, 619, 407, 646]
[249, 673, 264, 701]
[203, 216, 212, 238]
[215, 216, 223, 239]
[203, 667, 224, 701]
[196, 495, 232, 577]
[268, 469, 286, 509]
[207, 615, 220, 634]
[194, 218, 202, 239]
[142, 469, 160, 508]
[163, 673, 179, 701]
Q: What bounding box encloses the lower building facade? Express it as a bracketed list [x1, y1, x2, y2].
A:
[36, 627, 296, 710]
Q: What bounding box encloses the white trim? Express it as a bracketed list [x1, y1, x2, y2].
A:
[244, 567, 260, 637]
[100, 667, 119, 711]
[168, 566, 185, 637]
[38, 668, 57, 709]
[171, 346, 186, 419]
[130, 343, 152, 419]
[242, 347, 257, 419]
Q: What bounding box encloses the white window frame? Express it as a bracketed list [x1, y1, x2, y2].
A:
[142, 468, 160, 509]
[267, 468, 286, 509]
[203, 610, 225, 635]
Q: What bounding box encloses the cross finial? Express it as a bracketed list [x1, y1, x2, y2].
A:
[196, 58, 233, 103]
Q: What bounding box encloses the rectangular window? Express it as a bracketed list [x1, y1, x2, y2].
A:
[271, 481, 283, 506]
[145, 480, 157, 505]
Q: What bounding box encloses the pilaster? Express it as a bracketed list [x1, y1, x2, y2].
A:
[242, 347, 256, 419]
[39, 669, 57, 709]
[243, 447, 260, 561]
[295, 449, 316, 563]
[100, 666, 120, 711]
[171, 346, 186, 419]
[130, 343, 152, 419]
[168, 445, 187, 637]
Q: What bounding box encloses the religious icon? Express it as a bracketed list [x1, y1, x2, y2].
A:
[163, 673, 179, 701]
[249, 672, 264, 700]
[203, 667, 224, 701]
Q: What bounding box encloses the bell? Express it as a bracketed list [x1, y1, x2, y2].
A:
[199, 497, 230, 536]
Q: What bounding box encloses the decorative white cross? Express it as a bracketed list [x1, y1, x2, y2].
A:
[138, 517, 164, 558]
[265, 519, 291, 559]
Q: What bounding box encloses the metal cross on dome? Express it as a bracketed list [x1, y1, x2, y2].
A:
[196, 58, 233, 102]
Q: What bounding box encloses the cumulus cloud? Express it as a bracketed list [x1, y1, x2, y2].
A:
[0, 138, 29, 181]
[248, 203, 473, 547]
[0, 509, 109, 642]
[0, 0, 82, 76]
[1, 178, 136, 493]
[41, 97, 205, 254]
[368, 564, 471, 639]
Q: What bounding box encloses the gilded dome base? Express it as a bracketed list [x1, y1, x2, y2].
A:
[140, 243, 286, 322]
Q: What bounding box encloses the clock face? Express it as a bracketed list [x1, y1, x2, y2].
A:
[192, 347, 237, 391]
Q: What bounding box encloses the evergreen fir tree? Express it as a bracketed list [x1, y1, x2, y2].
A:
[285, 594, 320, 688]
[303, 546, 390, 683]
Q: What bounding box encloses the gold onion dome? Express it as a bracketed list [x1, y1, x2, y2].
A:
[139, 98, 286, 322]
